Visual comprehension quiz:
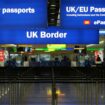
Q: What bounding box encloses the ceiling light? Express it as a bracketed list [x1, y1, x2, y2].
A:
[74, 48, 84, 50]
[50, 13, 55, 14]
[99, 40, 104, 44]
[50, 19, 55, 21]
[86, 44, 95, 47]
[50, 5, 56, 7]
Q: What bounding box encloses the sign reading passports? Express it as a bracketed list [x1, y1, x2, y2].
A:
[0, 0, 47, 28]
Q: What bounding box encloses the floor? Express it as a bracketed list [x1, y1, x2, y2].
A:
[0, 83, 105, 105]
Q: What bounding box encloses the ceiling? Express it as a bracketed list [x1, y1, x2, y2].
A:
[48, 0, 59, 26]
[0, 0, 105, 49]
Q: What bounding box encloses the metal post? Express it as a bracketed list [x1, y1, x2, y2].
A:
[52, 68, 57, 105]
[8, 47, 11, 66]
[96, 82, 99, 105]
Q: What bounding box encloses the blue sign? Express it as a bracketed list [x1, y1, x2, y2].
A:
[0, 0, 47, 28]
[0, 27, 99, 44]
[60, 0, 105, 29]
[99, 30, 105, 35]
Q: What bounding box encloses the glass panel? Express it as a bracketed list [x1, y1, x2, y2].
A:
[56, 83, 105, 105]
[0, 83, 52, 105]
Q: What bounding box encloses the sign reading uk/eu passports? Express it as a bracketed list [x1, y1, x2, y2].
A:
[0, 27, 99, 44]
[0, 0, 47, 28]
[60, 0, 105, 29]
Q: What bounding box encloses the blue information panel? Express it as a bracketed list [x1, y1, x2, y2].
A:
[0, 27, 99, 44]
[60, 0, 105, 29]
[99, 30, 105, 35]
[0, 0, 47, 28]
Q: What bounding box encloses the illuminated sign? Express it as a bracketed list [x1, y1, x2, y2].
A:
[87, 48, 104, 51]
[0, 0, 47, 28]
[47, 44, 66, 49]
[95, 50, 104, 63]
[60, 0, 105, 29]
[0, 50, 4, 62]
[0, 27, 99, 44]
